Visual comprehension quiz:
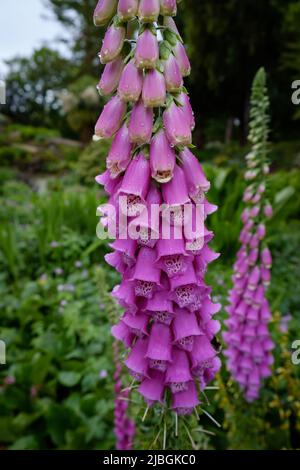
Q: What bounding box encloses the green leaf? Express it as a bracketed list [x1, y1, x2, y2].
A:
[45, 403, 80, 447]
[58, 371, 82, 387]
[0, 417, 17, 442]
[9, 435, 39, 450]
[214, 168, 231, 190]
[13, 412, 41, 432]
[274, 186, 295, 205]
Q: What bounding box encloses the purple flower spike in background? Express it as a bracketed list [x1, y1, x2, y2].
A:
[93, 0, 221, 449]
[223, 68, 274, 403]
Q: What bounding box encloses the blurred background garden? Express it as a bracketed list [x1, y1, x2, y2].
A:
[0, 0, 300, 450]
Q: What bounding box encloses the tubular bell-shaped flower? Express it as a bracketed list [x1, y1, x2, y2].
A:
[95, 95, 126, 138]
[138, 0, 160, 23]
[177, 92, 195, 130]
[223, 68, 274, 402]
[180, 148, 210, 203]
[107, 123, 133, 177]
[160, 43, 183, 93]
[118, 0, 139, 22]
[160, 0, 177, 17]
[142, 69, 166, 107]
[163, 101, 192, 147]
[94, 0, 118, 26]
[118, 153, 150, 216]
[150, 129, 176, 183]
[99, 24, 126, 64]
[135, 28, 159, 69]
[173, 40, 191, 77]
[129, 99, 153, 144]
[97, 56, 125, 96]
[118, 59, 143, 102]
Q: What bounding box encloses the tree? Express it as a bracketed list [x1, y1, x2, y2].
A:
[44, 0, 101, 76]
[4, 47, 76, 129]
[180, 0, 299, 143]
[281, 1, 300, 76]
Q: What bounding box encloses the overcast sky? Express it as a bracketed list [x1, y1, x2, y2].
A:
[0, 0, 68, 77]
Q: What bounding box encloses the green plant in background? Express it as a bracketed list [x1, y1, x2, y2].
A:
[0, 0, 300, 452]
[0, 163, 299, 449]
[59, 75, 103, 142]
[0, 179, 117, 449]
[0, 264, 116, 450]
[76, 139, 110, 184]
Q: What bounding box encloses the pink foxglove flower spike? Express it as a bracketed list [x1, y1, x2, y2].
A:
[94, 0, 220, 447]
[223, 68, 274, 402]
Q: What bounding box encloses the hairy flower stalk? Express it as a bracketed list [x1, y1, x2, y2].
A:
[223, 68, 274, 402]
[93, 0, 220, 432]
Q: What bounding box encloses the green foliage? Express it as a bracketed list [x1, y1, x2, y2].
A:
[76, 140, 111, 184]
[4, 48, 76, 130]
[0, 123, 82, 174]
[2, 124, 60, 143]
[60, 75, 102, 142]
[0, 157, 299, 449]
[0, 180, 115, 449]
[180, 0, 299, 141]
[45, 0, 101, 76]
[281, 1, 300, 78]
